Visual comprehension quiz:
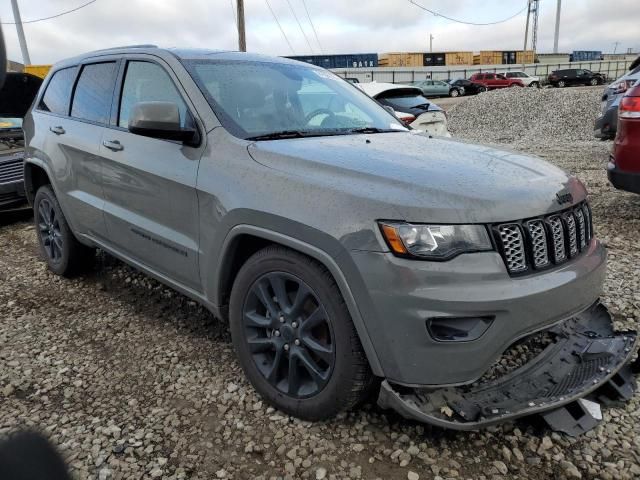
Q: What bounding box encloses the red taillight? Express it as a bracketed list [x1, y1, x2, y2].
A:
[619, 96, 640, 119]
[398, 114, 416, 125]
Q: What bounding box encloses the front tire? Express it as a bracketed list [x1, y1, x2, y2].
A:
[590, 78, 599, 86]
[450, 88, 460, 97]
[557, 80, 566, 88]
[478, 86, 487, 93]
[529, 81, 540, 88]
[229, 246, 373, 420]
[34, 185, 94, 276]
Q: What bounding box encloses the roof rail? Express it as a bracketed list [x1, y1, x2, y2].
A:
[97, 44, 158, 52]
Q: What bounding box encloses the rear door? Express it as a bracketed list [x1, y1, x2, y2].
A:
[31, 61, 118, 239]
[100, 57, 204, 291]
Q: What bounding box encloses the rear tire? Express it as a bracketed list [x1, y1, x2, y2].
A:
[34, 185, 94, 276]
[229, 245, 373, 420]
[478, 86, 487, 93]
[557, 80, 566, 88]
[529, 82, 540, 88]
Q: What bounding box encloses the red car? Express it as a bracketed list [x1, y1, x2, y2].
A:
[468, 73, 524, 89]
[608, 81, 640, 194]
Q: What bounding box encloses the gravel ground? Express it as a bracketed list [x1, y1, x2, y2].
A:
[1, 86, 640, 480]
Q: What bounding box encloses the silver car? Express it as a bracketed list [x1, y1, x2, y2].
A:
[23, 46, 637, 433]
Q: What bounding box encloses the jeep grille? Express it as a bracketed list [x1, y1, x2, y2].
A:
[493, 202, 593, 275]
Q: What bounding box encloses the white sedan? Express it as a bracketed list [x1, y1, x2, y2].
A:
[357, 82, 451, 137]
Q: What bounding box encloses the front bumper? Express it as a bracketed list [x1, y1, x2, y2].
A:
[378, 303, 637, 433]
[594, 105, 618, 139]
[608, 162, 640, 194]
[350, 239, 607, 386]
[0, 179, 26, 209]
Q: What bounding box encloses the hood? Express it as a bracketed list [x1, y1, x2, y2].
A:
[0, 72, 43, 118]
[248, 132, 585, 224]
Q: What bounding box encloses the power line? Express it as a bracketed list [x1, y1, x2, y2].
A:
[264, 0, 296, 54]
[1, 0, 98, 25]
[284, 0, 314, 54]
[408, 0, 529, 26]
[300, 0, 323, 53]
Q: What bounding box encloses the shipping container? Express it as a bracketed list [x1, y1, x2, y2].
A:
[286, 54, 377, 69]
[423, 52, 446, 66]
[24, 64, 51, 79]
[378, 52, 424, 67]
[570, 50, 602, 62]
[477, 51, 503, 65]
[516, 50, 535, 64]
[445, 51, 474, 66]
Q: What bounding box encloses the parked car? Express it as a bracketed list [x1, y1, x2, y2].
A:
[409, 79, 462, 97]
[23, 46, 637, 432]
[504, 71, 541, 88]
[344, 77, 360, 84]
[357, 82, 450, 136]
[608, 80, 640, 194]
[449, 78, 487, 95]
[548, 69, 606, 88]
[468, 73, 524, 89]
[0, 72, 43, 210]
[594, 58, 640, 139]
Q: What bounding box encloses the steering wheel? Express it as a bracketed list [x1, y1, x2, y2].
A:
[304, 108, 336, 126]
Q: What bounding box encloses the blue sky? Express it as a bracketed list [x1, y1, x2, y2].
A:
[0, 0, 638, 64]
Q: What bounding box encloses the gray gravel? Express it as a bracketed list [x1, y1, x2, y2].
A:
[1, 86, 640, 479]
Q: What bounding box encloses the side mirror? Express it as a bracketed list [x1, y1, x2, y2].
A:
[128, 101, 197, 144]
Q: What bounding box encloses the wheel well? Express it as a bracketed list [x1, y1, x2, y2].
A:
[24, 163, 51, 205]
[218, 234, 274, 308]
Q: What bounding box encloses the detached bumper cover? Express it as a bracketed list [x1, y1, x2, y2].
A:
[378, 303, 637, 432]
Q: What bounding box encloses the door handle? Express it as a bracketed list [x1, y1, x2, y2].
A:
[103, 140, 124, 152]
[49, 126, 65, 135]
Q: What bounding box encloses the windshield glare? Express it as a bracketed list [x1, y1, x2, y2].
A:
[184, 60, 406, 139]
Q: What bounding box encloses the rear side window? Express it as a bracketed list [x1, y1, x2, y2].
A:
[71, 62, 117, 124]
[39, 67, 76, 115]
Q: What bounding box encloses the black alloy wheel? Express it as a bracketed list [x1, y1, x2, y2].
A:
[242, 272, 335, 398]
[37, 197, 63, 263]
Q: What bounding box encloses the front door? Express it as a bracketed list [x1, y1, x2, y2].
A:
[100, 59, 203, 291]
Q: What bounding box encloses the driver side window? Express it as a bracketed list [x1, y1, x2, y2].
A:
[119, 61, 190, 129]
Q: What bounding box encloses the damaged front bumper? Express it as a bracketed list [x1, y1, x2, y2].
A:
[378, 303, 638, 435]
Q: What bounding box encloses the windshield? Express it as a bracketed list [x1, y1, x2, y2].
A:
[0, 118, 22, 130]
[184, 60, 406, 139]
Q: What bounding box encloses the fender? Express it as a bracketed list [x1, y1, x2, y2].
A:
[214, 223, 385, 377]
[23, 157, 56, 205]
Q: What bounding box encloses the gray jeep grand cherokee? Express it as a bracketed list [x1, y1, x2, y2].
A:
[23, 46, 637, 433]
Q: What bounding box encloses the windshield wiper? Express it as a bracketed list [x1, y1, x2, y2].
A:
[347, 127, 402, 134]
[246, 130, 311, 141]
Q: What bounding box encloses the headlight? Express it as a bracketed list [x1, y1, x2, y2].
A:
[379, 222, 493, 260]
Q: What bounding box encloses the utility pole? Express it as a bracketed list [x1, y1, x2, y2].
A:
[553, 0, 562, 54]
[523, 0, 531, 66]
[429, 34, 434, 53]
[10, 0, 31, 65]
[613, 41, 620, 55]
[237, 0, 246, 52]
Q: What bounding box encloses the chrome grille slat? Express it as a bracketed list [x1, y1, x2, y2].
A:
[527, 220, 550, 268]
[565, 213, 578, 257]
[498, 224, 527, 273]
[548, 216, 567, 262]
[494, 202, 593, 276]
[0, 158, 24, 184]
[575, 209, 587, 249]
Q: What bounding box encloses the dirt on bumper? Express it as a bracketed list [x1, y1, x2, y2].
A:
[378, 303, 638, 435]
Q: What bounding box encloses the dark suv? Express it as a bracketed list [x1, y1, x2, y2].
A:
[0, 72, 42, 210]
[548, 69, 606, 88]
[22, 46, 637, 432]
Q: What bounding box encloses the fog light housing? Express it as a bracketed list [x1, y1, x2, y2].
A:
[427, 316, 494, 342]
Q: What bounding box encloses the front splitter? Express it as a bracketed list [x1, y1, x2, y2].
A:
[378, 303, 637, 434]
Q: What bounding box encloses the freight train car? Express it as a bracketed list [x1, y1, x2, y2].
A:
[286, 54, 378, 69]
